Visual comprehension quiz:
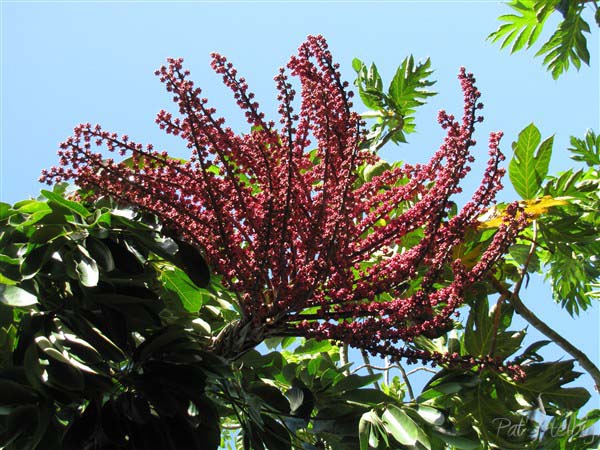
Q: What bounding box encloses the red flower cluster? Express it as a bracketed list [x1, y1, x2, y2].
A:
[41, 35, 525, 373]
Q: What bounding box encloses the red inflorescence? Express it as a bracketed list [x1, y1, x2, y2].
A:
[41, 35, 526, 376]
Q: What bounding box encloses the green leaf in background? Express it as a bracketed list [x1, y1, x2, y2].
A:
[509, 123, 553, 199]
[353, 60, 385, 111]
[569, 130, 600, 166]
[0, 285, 37, 307]
[353, 55, 436, 148]
[388, 55, 435, 113]
[535, 4, 591, 79]
[488, 0, 553, 53]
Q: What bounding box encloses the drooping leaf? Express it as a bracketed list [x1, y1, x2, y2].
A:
[535, 4, 591, 79]
[488, 0, 554, 53]
[168, 239, 210, 288]
[73, 245, 99, 287]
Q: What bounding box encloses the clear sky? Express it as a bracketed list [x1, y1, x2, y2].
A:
[1, 0, 599, 408]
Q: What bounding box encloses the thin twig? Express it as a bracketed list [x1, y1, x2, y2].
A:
[406, 366, 437, 376]
[384, 357, 391, 385]
[351, 363, 402, 374]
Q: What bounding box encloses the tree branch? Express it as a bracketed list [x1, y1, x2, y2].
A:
[490, 277, 600, 392]
[398, 362, 415, 402]
[340, 343, 350, 376]
[360, 350, 380, 390]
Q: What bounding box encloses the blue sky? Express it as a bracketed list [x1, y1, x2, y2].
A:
[2, 1, 599, 406]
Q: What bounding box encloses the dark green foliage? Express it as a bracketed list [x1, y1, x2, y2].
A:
[0, 187, 219, 450]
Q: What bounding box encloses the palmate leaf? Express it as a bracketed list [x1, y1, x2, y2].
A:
[535, 4, 591, 79]
[488, 0, 555, 53]
[353, 56, 436, 146]
[388, 56, 436, 112]
[352, 59, 385, 111]
[539, 150, 600, 316]
[569, 130, 600, 167]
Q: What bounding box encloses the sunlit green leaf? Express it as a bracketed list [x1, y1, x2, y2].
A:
[535, 4, 591, 79]
[509, 123, 554, 199]
[488, 0, 554, 53]
[382, 405, 419, 446]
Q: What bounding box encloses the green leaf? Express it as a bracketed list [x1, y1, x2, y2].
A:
[86, 237, 115, 272]
[415, 405, 445, 426]
[171, 239, 210, 288]
[569, 130, 600, 167]
[358, 413, 371, 450]
[342, 388, 393, 405]
[0, 202, 18, 221]
[41, 190, 91, 218]
[73, 246, 99, 287]
[354, 61, 386, 111]
[29, 225, 66, 244]
[488, 0, 553, 53]
[329, 373, 381, 394]
[431, 431, 480, 450]
[0, 285, 37, 307]
[509, 243, 541, 272]
[261, 416, 292, 450]
[0, 379, 38, 410]
[191, 317, 211, 335]
[0, 274, 17, 286]
[535, 5, 591, 79]
[294, 338, 332, 355]
[382, 405, 419, 446]
[157, 264, 209, 312]
[388, 56, 436, 112]
[509, 123, 554, 199]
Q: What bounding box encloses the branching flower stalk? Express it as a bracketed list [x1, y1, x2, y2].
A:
[41, 35, 526, 376]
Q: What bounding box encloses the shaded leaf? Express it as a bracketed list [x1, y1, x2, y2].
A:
[0, 285, 37, 307]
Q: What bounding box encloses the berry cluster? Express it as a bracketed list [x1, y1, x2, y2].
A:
[41, 36, 526, 374]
